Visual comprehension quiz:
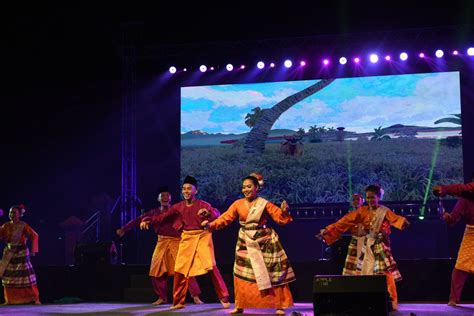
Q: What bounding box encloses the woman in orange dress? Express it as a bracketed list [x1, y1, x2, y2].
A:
[0, 204, 40, 304]
[203, 175, 295, 315]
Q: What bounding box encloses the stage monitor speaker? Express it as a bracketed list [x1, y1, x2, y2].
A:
[74, 241, 118, 266]
[313, 275, 388, 316]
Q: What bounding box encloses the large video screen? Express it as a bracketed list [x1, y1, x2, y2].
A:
[181, 72, 463, 206]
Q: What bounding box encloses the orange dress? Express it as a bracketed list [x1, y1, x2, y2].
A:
[210, 198, 295, 309]
[0, 221, 40, 304]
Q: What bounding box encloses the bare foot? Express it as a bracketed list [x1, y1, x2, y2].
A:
[169, 304, 185, 310]
[152, 298, 166, 305]
[230, 307, 244, 314]
[192, 296, 204, 304]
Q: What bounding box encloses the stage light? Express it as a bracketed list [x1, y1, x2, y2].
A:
[419, 53, 425, 58]
[467, 47, 474, 56]
[183, 68, 187, 72]
[435, 49, 444, 58]
[226, 64, 233, 71]
[257, 61, 265, 69]
[284, 60, 292, 68]
[300, 61, 306, 66]
[418, 216, 424, 220]
[210, 66, 214, 71]
[369, 54, 379, 63]
[240, 65, 246, 69]
[385, 55, 391, 61]
[353, 57, 360, 63]
[270, 63, 275, 68]
[339, 57, 347, 65]
[323, 59, 330, 65]
[400, 52, 408, 61]
[199, 65, 207, 72]
[169, 66, 177, 74]
[452, 50, 459, 55]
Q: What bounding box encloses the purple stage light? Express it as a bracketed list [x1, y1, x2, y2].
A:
[169, 66, 177, 74]
[339, 57, 347, 65]
[435, 49, 444, 58]
[284, 60, 292, 68]
[257, 61, 265, 69]
[400, 52, 408, 61]
[226, 64, 233, 71]
[419, 53, 425, 58]
[369, 54, 378, 63]
[199, 65, 207, 72]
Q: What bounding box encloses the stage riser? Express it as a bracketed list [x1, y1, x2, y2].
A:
[1, 260, 472, 304]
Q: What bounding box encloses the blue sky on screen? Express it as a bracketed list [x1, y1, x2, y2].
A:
[181, 71, 460, 134]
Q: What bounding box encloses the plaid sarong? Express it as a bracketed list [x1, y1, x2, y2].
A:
[2, 244, 37, 288]
[343, 236, 362, 275]
[234, 226, 295, 286]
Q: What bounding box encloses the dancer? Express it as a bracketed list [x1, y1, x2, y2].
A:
[317, 185, 409, 310]
[203, 175, 295, 315]
[0, 204, 41, 305]
[117, 186, 203, 305]
[433, 180, 474, 306]
[141, 176, 230, 310]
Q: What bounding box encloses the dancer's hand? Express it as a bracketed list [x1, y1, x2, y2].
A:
[441, 211, 451, 221]
[432, 185, 445, 197]
[198, 208, 210, 218]
[140, 221, 151, 230]
[315, 229, 327, 240]
[281, 200, 289, 213]
[116, 228, 125, 237]
[201, 220, 210, 229]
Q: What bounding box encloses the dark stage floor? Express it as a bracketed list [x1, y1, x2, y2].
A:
[0, 302, 473, 315]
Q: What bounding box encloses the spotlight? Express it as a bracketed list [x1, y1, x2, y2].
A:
[210, 66, 215, 71]
[385, 55, 391, 61]
[183, 68, 187, 72]
[240, 65, 246, 69]
[452, 50, 459, 55]
[323, 59, 329, 65]
[419, 53, 425, 58]
[418, 216, 424, 220]
[339, 57, 347, 65]
[169, 66, 177, 74]
[400, 52, 408, 61]
[257, 61, 265, 69]
[300, 61, 306, 66]
[353, 57, 360, 63]
[284, 60, 292, 68]
[226, 64, 233, 71]
[369, 54, 379, 63]
[199, 65, 207, 72]
[467, 47, 474, 56]
[270, 63, 275, 68]
[435, 49, 444, 58]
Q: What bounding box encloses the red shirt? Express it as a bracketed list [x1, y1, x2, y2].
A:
[149, 199, 220, 231]
[122, 206, 180, 237]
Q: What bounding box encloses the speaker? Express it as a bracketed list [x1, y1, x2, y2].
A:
[74, 241, 118, 266]
[313, 275, 388, 316]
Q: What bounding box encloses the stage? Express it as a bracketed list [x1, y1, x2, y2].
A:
[1, 302, 474, 315]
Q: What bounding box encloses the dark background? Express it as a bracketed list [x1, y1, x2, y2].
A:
[1, 3, 474, 265]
